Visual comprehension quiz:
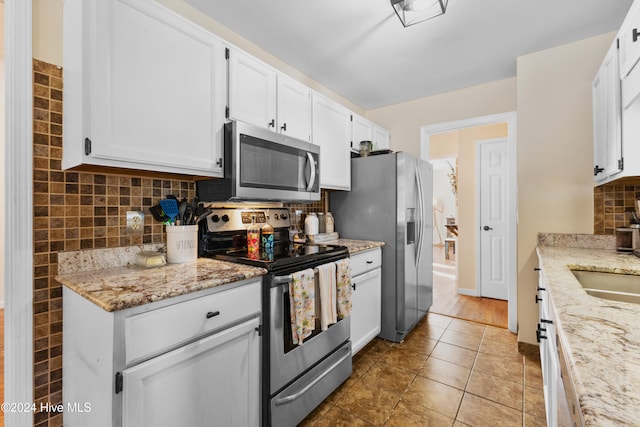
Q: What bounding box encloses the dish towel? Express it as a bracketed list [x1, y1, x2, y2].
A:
[289, 268, 315, 345]
[316, 263, 337, 331]
[335, 258, 353, 319]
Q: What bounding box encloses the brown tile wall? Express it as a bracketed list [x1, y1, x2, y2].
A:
[32, 58, 333, 427]
[594, 178, 640, 234]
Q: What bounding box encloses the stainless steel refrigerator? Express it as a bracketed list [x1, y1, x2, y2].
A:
[330, 152, 433, 342]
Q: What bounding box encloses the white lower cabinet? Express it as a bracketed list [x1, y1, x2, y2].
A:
[123, 317, 260, 427]
[63, 279, 261, 427]
[350, 248, 382, 354]
[536, 266, 583, 427]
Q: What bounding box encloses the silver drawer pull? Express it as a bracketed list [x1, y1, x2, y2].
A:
[206, 311, 220, 319]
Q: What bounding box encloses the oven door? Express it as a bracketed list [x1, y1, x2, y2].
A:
[269, 270, 350, 395]
[231, 121, 320, 202]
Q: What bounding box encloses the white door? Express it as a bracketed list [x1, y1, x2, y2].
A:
[479, 139, 509, 300]
[122, 316, 261, 427]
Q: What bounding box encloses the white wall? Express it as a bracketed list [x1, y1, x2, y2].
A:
[516, 32, 614, 344]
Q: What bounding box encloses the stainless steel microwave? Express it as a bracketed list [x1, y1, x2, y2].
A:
[196, 121, 320, 202]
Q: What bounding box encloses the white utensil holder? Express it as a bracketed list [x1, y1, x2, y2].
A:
[166, 225, 198, 263]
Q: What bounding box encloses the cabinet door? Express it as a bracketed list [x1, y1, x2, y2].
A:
[85, 0, 225, 176]
[277, 74, 312, 141]
[123, 316, 261, 427]
[312, 94, 352, 190]
[619, 1, 640, 78]
[373, 125, 390, 150]
[351, 113, 373, 151]
[592, 40, 622, 182]
[351, 268, 382, 355]
[228, 49, 277, 130]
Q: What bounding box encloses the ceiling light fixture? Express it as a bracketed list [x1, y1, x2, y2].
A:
[391, 0, 448, 27]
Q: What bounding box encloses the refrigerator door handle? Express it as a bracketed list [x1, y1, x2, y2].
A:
[415, 164, 425, 267]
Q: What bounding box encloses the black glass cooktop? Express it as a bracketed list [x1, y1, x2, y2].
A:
[214, 242, 349, 271]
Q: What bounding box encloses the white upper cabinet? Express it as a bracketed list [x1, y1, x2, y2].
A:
[277, 74, 312, 141]
[351, 113, 374, 151]
[592, 40, 622, 183]
[373, 125, 390, 150]
[228, 49, 312, 141]
[312, 94, 352, 190]
[63, 0, 226, 176]
[619, 0, 640, 79]
[227, 48, 277, 130]
[351, 113, 390, 152]
[593, 0, 640, 185]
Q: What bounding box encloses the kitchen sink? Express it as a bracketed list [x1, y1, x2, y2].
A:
[571, 270, 640, 304]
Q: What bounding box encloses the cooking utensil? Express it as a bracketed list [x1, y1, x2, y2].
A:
[159, 199, 179, 224]
[149, 204, 168, 222]
[178, 199, 188, 225]
[183, 204, 192, 225]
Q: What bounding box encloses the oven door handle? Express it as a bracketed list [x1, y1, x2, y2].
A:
[273, 274, 293, 285]
[273, 344, 351, 406]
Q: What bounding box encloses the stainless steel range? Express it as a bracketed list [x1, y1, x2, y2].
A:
[199, 207, 352, 427]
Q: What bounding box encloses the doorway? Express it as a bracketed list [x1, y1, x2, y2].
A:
[421, 112, 517, 332]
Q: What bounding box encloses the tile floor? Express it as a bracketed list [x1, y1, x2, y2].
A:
[300, 313, 546, 426]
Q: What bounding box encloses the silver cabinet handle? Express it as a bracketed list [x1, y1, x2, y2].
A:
[305, 152, 316, 191]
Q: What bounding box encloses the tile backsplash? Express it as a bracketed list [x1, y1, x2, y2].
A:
[32, 58, 333, 427]
[594, 179, 640, 234]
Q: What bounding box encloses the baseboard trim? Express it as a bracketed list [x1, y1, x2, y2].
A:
[457, 288, 478, 297]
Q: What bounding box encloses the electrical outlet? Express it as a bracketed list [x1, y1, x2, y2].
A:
[126, 211, 144, 235]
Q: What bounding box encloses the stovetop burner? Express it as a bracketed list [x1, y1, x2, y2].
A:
[214, 242, 349, 271]
[198, 207, 349, 272]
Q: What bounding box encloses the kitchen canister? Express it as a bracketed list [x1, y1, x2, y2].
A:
[317, 212, 326, 234]
[165, 225, 198, 263]
[325, 212, 335, 233]
[304, 212, 319, 236]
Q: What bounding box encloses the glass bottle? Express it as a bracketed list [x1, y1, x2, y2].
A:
[304, 212, 319, 236]
[325, 212, 335, 233]
[247, 213, 260, 257]
[261, 216, 274, 250]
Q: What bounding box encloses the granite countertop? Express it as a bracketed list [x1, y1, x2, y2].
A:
[56, 257, 267, 312]
[536, 245, 640, 426]
[322, 238, 385, 254]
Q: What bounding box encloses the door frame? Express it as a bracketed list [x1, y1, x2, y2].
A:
[420, 111, 517, 333]
[476, 137, 509, 301]
[5, 0, 35, 425]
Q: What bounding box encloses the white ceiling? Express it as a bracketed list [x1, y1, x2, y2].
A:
[184, 0, 633, 110]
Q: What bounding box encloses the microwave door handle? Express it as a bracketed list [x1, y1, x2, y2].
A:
[306, 152, 316, 191]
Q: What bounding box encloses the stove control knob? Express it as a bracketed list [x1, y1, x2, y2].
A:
[274, 213, 280, 220]
[221, 214, 230, 223]
[281, 213, 288, 220]
[211, 215, 220, 223]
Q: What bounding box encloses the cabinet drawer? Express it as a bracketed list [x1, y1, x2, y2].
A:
[350, 248, 382, 277]
[125, 281, 261, 366]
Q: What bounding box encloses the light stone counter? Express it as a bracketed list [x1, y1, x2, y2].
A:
[56, 245, 267, 312]
[320, 239, 385, 254]
[537, 243, 640, 426]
